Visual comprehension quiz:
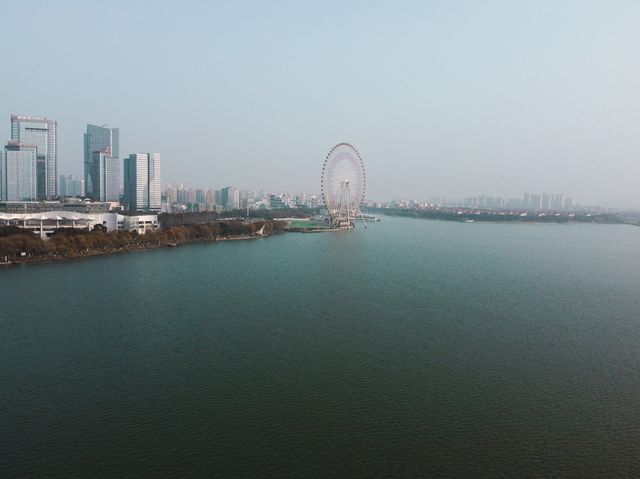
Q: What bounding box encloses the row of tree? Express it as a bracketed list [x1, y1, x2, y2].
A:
[0, 219, 284, 262]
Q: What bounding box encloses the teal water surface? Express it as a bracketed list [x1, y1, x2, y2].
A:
[2, 217, 640, 477]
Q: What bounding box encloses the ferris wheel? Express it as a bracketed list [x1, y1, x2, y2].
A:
[321, 143, 367, 228]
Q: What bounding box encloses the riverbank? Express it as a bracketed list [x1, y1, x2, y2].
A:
[0, 220, 284, 267]
[365, 207, 627, 224]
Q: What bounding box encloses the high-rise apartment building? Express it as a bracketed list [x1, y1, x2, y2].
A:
[10, 115, 57, 199]
[123, 153, 161, 211]
[550, 194, 564, 211]
[84, 124, 119, 200]
[0, 142, 37, 201]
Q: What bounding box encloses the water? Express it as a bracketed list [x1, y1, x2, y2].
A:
[2, 217, 640, 477]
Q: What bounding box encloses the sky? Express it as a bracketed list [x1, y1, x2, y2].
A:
[3, 0, 640, 208]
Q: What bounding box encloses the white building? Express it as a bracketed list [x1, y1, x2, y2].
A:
[124, 153, 161, 212]
[0, 211, 159, 238]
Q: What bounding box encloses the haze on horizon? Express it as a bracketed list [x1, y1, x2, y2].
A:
[3, 0, 639, 208]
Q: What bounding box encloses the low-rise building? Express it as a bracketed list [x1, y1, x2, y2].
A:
[0, 211, 159, 238]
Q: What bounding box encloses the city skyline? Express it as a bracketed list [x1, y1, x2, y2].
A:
[2, 1, 639, 209]
[1, 111, 601, 210]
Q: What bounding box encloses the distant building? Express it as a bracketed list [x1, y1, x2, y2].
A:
[84, 124, 119, 199]
[0, 142, 37, 201]
[221, 186, 239, 210]
[529, 194, 541, 210]
[164, 185, 177, 203]
[541, 193, 551, 210]
[269, 194, 287, 209]
[176, 187, 191, 204]
[505, 198, 522, 209]
[551, 194, 564, 211]
[123, 153, 161, 211]
[564, 197, 573, 210]
[11, 115, 57, 199]
[59, 174, 85, 197]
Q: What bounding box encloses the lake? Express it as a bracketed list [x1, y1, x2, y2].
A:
[2, 217, 640, 477]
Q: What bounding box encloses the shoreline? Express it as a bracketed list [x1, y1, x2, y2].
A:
[0, 231, 276, 268]
[367, 209, 629, 226]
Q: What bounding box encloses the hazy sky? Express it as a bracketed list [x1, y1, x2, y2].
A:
[3, 0, 639, 207]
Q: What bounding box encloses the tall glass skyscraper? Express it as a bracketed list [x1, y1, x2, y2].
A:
[0, 142, 38, 201]
[90, 148, 120, 202]
[123, 153, 161, 212]
[84, 124, 119, 200]
[10, 115, 57, 199]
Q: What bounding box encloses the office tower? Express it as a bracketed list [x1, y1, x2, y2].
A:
[523, 192, 530, 210]
[84, 124, 119, 199]
[11, 115, 57, 199]
[195, 189, 206, 204]
[123, 153, 161, 211]
[221, 186, 239, 210]
[89, 149, 119, 201]
[59, 174, 85, 197]
[0, 142, 37, 201]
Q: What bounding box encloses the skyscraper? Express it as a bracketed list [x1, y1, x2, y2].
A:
[123, 153, 161, 211]
[84, 124, 119, 200]
[0, 142, 37, 201]
[10, 115, 57, 199]
[90, 148, 120, 202]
